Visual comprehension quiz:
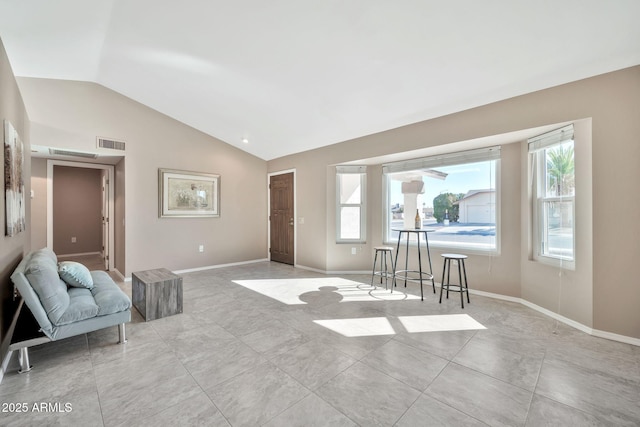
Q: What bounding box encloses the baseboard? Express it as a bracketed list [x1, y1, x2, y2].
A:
[121, 258, 270, 281]
[591, 328, 640, 347]
[174, 258, 269, 275]
[111, 269, 126, 282]
[57, 251, 101, 257]
[296, 264, 371, 275]
[294, 264, 326, 274]
[518, 298, 594, 335]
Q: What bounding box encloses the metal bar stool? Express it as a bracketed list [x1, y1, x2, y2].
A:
[439, 253, 470, 308]
[371, 246, 394, 290]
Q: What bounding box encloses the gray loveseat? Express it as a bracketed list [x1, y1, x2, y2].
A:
[10, 248, 131, 372]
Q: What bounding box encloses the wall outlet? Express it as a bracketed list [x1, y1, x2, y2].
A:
[351, 247, 357, 255]
[71, 237, 77, 243]
[199, 244, 204, 253]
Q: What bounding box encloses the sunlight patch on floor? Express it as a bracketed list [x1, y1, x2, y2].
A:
[314, 314, 486, 337]
[232, 277, 420, 305]
[313, 317, 396, 337]
[398, 314, 487, 333]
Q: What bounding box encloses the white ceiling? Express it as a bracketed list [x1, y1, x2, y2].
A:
[1, 1, 639, 161]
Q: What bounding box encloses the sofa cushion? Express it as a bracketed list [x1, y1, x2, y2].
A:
[91, 271, 132, 316]
[55, 287, 100, 325]
[25, 249, 70, 325]
[58, 261, 94, 289]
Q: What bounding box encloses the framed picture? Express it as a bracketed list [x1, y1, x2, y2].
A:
[159, 169, 220, 218]
[4, 120, 26, 236]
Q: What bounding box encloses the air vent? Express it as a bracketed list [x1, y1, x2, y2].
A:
[97, 137, 126, 151]
[48, 149, 98, 159]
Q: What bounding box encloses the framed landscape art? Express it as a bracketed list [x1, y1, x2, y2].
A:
[159, 168, 220, 218]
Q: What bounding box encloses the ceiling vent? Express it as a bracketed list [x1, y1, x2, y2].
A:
[97, 137, 126, 151]
[49, 148, 98, 159]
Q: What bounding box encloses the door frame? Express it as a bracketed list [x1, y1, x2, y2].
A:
[267, 169, 296, 266]
[46, 160, 115, 271]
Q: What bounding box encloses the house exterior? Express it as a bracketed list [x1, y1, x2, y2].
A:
[455, 190, 496, 224]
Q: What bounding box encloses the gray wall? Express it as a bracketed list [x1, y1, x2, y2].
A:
[0, 38, 30, 364]
[268, 66, 640, 340]
[52, 165, 103, 255]
[8, 50, 639, 341]
[17, 78, 268, 276]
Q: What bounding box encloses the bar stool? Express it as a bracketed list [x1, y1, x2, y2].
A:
[439, 254, 470, 308]
[371, 246, 394, 290]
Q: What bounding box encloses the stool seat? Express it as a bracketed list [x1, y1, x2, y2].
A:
[374, 246, 394, 251]
[439, 253, 470, 308]
[441, 253, 467, 260]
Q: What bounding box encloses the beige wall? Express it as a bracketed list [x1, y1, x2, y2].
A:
[17, 78, 268, 276]
[30, 157, 47, 250]
[8, 49, 639, 340]
[0, 38, 30, 362]
[268, 66, 640, 340]
[115, 158, 126, 275]
[52, 165, 103, 255]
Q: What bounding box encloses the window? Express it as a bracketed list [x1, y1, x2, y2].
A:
[529, 125, 575, 263]
[383, 147, 500, 251]
[336, 166, 366, 242]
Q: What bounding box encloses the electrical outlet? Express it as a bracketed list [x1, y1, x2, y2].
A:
[71, 237, 77, 243]
[199, 244, 204, 253]
[351, 247, 357, 255]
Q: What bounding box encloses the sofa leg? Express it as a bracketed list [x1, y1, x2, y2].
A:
[18, 347, 33, 374]
[118, 323, 127, 344]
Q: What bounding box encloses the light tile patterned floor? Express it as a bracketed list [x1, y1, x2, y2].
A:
[1, 261, 639, 426]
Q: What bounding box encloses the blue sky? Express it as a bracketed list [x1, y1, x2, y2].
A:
[389, 161, 496, 208]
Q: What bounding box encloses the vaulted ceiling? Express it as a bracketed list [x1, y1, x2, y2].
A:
[1, 1, 639, 160]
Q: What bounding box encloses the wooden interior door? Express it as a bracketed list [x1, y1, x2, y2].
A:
[270, 173, 294, 265]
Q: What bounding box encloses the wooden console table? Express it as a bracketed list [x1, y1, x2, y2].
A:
[132, 268, 183, 321]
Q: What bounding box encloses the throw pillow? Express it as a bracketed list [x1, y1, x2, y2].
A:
[58, 261, 94, 289]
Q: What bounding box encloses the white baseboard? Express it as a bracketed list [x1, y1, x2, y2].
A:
[174, 258, 269, 275]
[591, 328, 640, 347]
[295, 264, 326, 274]
[121, 258, 270, 281]
[57, 251, 101, 258]
[111, 269, 126, 281]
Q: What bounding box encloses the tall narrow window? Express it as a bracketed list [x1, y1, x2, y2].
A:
[336, 166, 366, 242]
[529, 124, 575, 263]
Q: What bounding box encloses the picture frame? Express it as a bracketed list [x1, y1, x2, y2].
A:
[4, 120, 26, 236]
[159, 168, 220, 218]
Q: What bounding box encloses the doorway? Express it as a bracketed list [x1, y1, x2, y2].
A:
[269, 171, 295, 265]
[47, 160, 115, 270]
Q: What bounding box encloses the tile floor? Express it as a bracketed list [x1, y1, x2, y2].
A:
[1, 261, 639, 426]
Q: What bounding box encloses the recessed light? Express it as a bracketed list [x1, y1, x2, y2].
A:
[242, 138, 249, 144]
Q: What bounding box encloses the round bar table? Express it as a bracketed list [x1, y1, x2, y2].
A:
[392, 229, 436, 301]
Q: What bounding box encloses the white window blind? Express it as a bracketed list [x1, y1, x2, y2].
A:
[528, 124, 574, 153]
[382, 146, 500, 174]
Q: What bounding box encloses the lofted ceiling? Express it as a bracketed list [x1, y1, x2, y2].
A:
[1, 1, 639, 161]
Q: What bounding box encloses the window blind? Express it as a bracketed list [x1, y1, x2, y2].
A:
[528, 124, 574, 153]
[336, 165, 366, 174]
[382, 146, 500, 174]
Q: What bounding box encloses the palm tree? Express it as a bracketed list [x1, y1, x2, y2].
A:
[546, 144, 574, 196]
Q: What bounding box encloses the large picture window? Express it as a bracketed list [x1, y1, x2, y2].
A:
[383, 147, 499, 251]
[336, 166, 366, 242]
[529, 125, 575, 263]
